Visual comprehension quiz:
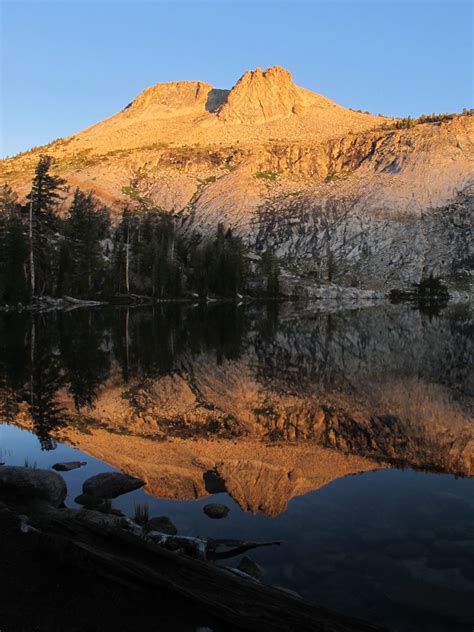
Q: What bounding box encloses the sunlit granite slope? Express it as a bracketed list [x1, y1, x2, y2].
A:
[1, 65, 472, 290]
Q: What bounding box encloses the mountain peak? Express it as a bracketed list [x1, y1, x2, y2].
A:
[125, 80, 218, 114]
[217, 65, 308, 124]
[7, 65, 390, 158]
[240, 65, 294, 82]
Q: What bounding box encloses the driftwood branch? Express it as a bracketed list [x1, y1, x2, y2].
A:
[146, 532, 282, 561]
[206, 538, 282, 561]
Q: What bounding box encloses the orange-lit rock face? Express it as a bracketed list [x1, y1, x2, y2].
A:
[125, 81, 216, 115]
[1, 66, 472, 291]
[215, 459, 307, 515]
[2, 65, 472, 291]
[217, 66, 311, 124]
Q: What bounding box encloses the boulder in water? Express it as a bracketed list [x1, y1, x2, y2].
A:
[82, 472, 145, 499]
[52, 461, 86, 472]
[0, 466, 67, 507]
[203, 503, 230, 519]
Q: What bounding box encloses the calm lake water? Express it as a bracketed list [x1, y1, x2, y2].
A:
[0, 301, 473, 631]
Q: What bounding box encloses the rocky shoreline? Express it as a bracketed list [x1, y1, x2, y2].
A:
[0, 464, 385, 632]
[1, 284, 472, 314]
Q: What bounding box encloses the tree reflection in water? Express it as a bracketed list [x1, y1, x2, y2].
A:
[0, 302, 472, 473]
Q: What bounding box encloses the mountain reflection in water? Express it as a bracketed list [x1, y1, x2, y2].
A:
[0, 302, 472, 477]
[0, 302, 473, 632]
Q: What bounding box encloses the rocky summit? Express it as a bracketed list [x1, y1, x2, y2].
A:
[1, 65, 473, 291]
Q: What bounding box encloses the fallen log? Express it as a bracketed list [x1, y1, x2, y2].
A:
[30, 506, 386, 632]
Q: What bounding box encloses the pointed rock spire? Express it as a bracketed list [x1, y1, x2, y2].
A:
[217, 65, 307, 124]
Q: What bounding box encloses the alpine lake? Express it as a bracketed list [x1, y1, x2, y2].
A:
[0, 300, 472, 632]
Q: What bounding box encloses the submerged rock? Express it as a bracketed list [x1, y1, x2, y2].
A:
[0, 466, 67, 507]
[52, 461, 87, 472]
[237, 555, 264, 579]
[145, 516, 177, 535]
[82, 472, 145, 499]
[203, 503, 230, 519]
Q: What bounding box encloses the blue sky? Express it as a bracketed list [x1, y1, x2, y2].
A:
[1, 0, 472, 157]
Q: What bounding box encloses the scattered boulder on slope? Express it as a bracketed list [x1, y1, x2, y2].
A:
[82, 472, 145, 499]
[0, 466, 67, 507]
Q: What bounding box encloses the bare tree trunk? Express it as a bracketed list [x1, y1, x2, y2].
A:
[136, 224, 141, 278]
[29, 317, 36, 413]
[125, 307, 130, 380]
[28, 197, 35, 297]
[125, 223, 130, 295]
[169, 228, 175, 263]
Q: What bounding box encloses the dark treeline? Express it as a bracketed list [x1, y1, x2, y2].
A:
[0, 155, 279, 304]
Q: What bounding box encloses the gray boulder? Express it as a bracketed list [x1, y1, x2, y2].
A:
[0, 466, 67, 507]
[82, 472, 145, 499]
[203, 503, 230, 519]
[52, 461, 86, 472]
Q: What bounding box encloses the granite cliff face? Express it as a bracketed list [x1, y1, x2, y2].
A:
[217, 65, 324, 123]
[1, 66, 473, 291]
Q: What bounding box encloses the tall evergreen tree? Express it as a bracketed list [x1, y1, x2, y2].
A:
[4, 217, 28, 302]
[62, 188, 110, 297]
[189, 224, 248, 298]
[0, 183, 19, 219]
[26, 155, 65, 297]
[0, 185, 27, 303]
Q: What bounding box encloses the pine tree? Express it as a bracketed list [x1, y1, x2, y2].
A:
[26, 155, 66, 297]
[115, 208, 133, 294]
[0, 185, 27, 303]
[0, 183, 19, 218]
[4, 217, 29, 302]
[63, 188, 110, 297]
